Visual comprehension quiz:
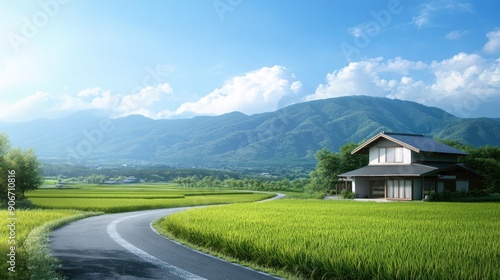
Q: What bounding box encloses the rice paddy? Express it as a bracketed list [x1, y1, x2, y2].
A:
[1, 182, 273, 278]
[156, 200, 500, 280]
[0, 209, 98, 279]
[26, 183, 274, 212]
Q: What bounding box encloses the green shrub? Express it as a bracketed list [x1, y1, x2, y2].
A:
[429, 188, 500, 202]
[339, 189, 355, 199]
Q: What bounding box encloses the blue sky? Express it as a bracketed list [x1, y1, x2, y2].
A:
[1, 0, 500, 122]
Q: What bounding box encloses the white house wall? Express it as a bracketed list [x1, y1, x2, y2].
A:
[352, 178, 370, 198]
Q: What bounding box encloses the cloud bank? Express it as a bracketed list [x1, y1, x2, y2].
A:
[0, 66, 301, 121]
[305, 52, 500, 117]
[162, 65, 301, 118]
[1, 30, 500, 121]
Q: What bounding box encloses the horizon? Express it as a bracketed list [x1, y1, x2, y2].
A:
[1, 1, 500, 122]
[1, 95, 500, 124]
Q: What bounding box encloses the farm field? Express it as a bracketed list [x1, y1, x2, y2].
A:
[0, 209, 99, 279]
[27, 183, 274, 213]
[2, 182, 274, 279]
[156, 200, 500, 280]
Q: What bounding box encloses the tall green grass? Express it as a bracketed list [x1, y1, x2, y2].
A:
[2, 184, 273, 278]
[28, 193, 272, 213]
[156, 200, 500, 279]
[27, 184, 273, 213]
[0, 210, 99, 280]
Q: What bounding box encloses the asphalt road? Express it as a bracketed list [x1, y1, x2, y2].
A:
[50, 196, 285, 280]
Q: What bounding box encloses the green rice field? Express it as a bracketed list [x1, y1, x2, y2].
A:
[0, 209, 98, 279]
[26, 183, 274, 213]
[156, 200, 500, 280]
[1, 182, 273, 278]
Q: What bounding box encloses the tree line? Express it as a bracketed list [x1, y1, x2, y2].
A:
[2, 130, 498, 201]
[169, 143, 368, 194]
[44, 164, 245, 183]
[438, 140, 500, 193]
[171, 175, 308, 192]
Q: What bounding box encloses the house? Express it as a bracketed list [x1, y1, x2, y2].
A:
[338, 132, 483, 200]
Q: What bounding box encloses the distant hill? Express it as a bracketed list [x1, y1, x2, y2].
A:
[1, 96, 499, 168]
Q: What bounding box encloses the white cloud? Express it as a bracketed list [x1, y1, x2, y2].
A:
[446, 30, 468, 40]
[348, 25, 365, 38]
[0, 83, 174, 121]
[306, 52, 500, 117]
[0, 91, 55, 121]
[77, 87, 102, 97]
[412, 2, 474, 29]
[483, 29, 500, 54]
[0, 65, 301, 121]
[171, 66, 300, 117]
[290, 81, 302, 93]
[412, 10, 430, 29]
[116, 83, 173, 117]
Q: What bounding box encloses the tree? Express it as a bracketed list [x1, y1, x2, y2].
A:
[306, 148, 341, 194]
[463, 145, 500, 192]
[437, 139, 500, 192]
[306, 143, 368, 195]
[1, 133, 44, 200]
[338, 142, 368, 172]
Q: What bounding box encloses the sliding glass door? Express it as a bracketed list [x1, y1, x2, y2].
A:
[386, 179, 412, 199]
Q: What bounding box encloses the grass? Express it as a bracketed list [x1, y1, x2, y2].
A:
[0, 209, 100, 280]
[28, 193, 272, 213]
[0, 181, 273, 278]
[155, 200, 500, 280]
[27, 183, 273, 213]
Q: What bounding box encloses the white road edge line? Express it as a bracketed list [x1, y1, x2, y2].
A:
[107, 211, 207, 280]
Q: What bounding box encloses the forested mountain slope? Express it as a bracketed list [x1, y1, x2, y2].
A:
[1, 96, 499, 167]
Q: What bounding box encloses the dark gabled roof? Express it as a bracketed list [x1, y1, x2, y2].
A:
[352, 132, 467, 156]
[338, 162, 481, 178]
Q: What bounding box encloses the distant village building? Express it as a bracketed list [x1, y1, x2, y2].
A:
[121, 176, 138, 183]
[103, 180, 118, 184]
[338, 132, 483, 200]
[103, 176, 141, 184]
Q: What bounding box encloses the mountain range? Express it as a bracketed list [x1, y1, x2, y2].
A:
[1, 96, 499, 168]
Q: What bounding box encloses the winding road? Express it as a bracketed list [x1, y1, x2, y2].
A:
[50, 194, 285, 280]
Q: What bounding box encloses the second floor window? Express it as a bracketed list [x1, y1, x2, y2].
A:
[379, 147, 403, 163]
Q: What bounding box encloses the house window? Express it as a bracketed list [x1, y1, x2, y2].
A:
[378, 147, 403, 163]
[395, 147, 403, 162]
[387, 179, 412, 199]
[379, 148, 386, 163]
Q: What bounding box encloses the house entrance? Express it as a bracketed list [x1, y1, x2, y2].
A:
[370, 180, 385, 198]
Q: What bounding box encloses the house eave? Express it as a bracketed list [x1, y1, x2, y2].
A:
[351, 132, 421, 155]
[350, 131, 467, 156]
